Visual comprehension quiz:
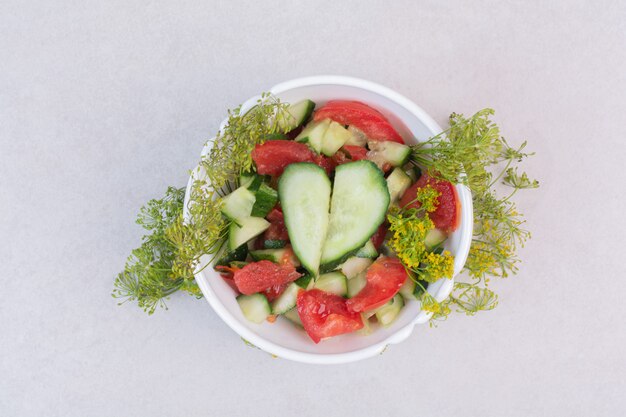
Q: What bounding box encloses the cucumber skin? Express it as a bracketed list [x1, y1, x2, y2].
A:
[215, 244, 248, 266]
[251, 182, 278, 218]
[320, 160, 390, 268]
[263, 239, 287, 249]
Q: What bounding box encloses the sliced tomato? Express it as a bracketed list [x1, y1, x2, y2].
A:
[399, 172, 460, 233]
[261, 206, 289, 242]
[233, 260, 301, 295]
[346, 257, 407, 312]
[251, 140, 315, 176]
[262, 283, 288, 303]
[296, 289, 364, 343]
[341, 145, 368, 161]
[371, 222, 388, 250]
[313, 101, 404, 144]
[312, 154, 337, 176]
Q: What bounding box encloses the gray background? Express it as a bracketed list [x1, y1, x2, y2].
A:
[2, 1, 625, 416]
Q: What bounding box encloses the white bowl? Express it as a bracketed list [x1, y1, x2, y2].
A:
[185, 76, 473, 364]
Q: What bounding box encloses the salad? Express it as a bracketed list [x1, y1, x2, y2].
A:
[213, 99, 460, 343]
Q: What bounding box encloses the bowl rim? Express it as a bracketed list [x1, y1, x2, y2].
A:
[185, 75, 473, 364]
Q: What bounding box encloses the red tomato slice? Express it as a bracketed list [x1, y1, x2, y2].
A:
[262, 283, 288, 303]
[261, 207, 290, 242]
[233, 260, 301, 295]
[251, 140, 315, 176]
[312, 154, 337, 176]
[313, 101, 405, 144]
[341, 145, 368, 161]
[399, 172, 460, 233]
[371, 222, 388, 251]
[346, 257, 408, 312]
[296, 289, 364, 343]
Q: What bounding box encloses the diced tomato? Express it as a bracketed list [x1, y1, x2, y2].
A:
[262, 283, 288, 303]
[251, 140, 315, 176]
[371, 222, 388, 250]
[346, 257, 407, 312]
[261, 207, 289, 242]
[341, 145, 368, 161]
[313, 154, 337, 176]
[399, 172, 460, 233]
[233, 260, 301, 295]
[314, 101, 405, 144]
[296, 289, 364, 343]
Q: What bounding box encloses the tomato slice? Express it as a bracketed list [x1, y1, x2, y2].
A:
[371, 222, 388, 251]
[260, 206, 290, 244]
[296, 289, 364, 343]
[341, 145, 368, 161]
[312, 154, 337, 176]
[313, 101, 405, 144]
[346, 257, 407, 312]
[251, 140, 315, 176]
[233, 260, 301, 295]
[399, 172, 460, 233]
[262, 283, 288, 303]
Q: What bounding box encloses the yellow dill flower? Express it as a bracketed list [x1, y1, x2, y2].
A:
[387, 208, 434, 270]
[416, 185, 441, 213]
[419, 250, 455, 283]
[421, 292, 451, 317]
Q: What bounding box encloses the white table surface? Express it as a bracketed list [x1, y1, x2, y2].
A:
[2, 1, 625, 416]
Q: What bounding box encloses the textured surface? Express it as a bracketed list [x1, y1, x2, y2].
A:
[1, 1, 625, 416]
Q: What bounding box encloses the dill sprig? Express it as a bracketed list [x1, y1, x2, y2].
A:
[409, 109, 538, 323]
[113, 95, 291, 314]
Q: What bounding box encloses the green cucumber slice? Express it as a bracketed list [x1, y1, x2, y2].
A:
[367, 141, 411, 168]
[279, 99, 315, 132]
[321, 121, 351, 156]
[295, 119, 330, 153]
[228, 216, 270, 250]
[237, 293, 271, 324]
[425, 228, 447, 250]
[249, 247, 301, 267]
[250, 182, 278, 218]
[374, 294, 404, 327]
[320, 160, 390, 269]
[314, 272, 348, 297]
[346, 126, 368, 146]
[271, 282, 300, 314]
[283, 307, 303, 327]
[340, 257, 373, 279]
[263, 239, 287, 249]
[399, 278, 417, 300]
[347, 271, 367, 298]
[278, 163, 331, 274]
[215, 243, 248, 267]
[355, 240, 377, 258]
[386, 167, 412, 204]
[221, 186, 256, 223]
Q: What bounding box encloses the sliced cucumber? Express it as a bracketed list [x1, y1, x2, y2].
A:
[374, 294, 404, 327]
[215, 243, 248, 266]
[386, 167, 412, 204]
[367, 141, 411, 168]
[263, 239, 287, 249]
[295, 273, 314, 289]
[279, 99, 316, 132]
[249, 247, 300, 267]
[413, 278, 430, 298]
[237, 293, 271, 324]
[228, 216, 270, 251]
[320, 161, 390, 269]
[321, 121, 352, 156]
[278, 163, 331, 274]
[347, 271, 367, 298]
[399, 278, 416, 300]
[271, 282, 300, 314]
[346, 126, 369, 146]
[240, 172, 264, 191]
[262, 133, 290, 140]
[314, 272, 348, 297]
[340, 257, 373, 279]
[355, 240, 377, 258]
[283, 307, 302, 327]
[295, 119, 330, 153]
[425, 228, 447, 250]
[357, 313, 372, 335]
[221, 186, 256, 223]
[251, 182, 278, 218]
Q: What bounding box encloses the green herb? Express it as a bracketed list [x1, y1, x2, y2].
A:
[408, 109, 538, 323]
[113, 95, 291, 314]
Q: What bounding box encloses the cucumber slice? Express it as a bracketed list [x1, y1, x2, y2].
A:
[279, 99, 316, 132]
[262, 133, 290, 140]
[346, 126, 368, 146]
[374, 294, 404, 327]
[215, 243, 248, 266]
[271, 282, 300, 314]
[251, 182, 278, 218]
[295, 119, 330, 153]
[314, 272, 348, 297]
[425, 228, 447, 250]
[263, 239, 287, 249]
[283, 307, 302, 327]
[321, 121, 352, 156]
[367, 141, 411, 168]
[413, 278, 430, 298]
[278, 163, 331, 274]
[347, 271, 367, 298]
[320, 161, 390, 269]
[228, 216, 270, 250]
[355, 240, 377, 258]
[357, 313, 372, 335]
[386, 168, 412, 204]
[221, 186, 256, 223]
[250, 248, 301, 267]
[399, 278, 416, 300]
[237, 293, 271, 324]
[340, 257, 373, 279]
[295, 273, 314, 289]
